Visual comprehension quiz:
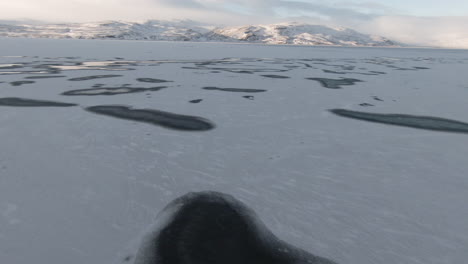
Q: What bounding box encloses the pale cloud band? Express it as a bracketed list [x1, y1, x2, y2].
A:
[0, 0, 467, 48]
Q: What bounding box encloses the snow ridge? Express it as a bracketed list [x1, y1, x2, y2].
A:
[0, 20, 399, 47]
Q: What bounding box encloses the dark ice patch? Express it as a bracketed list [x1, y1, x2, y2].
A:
[359, 103, 374, 107]
[10, 81, 35, 86]
[136, 78, 172, 83]
[322, 69, 347, 74]
[0, 97, 77, 107]
[86, 105, 215, 131]
[306, 78, 363, 89]
[340, 65, 355, 71]
[182, 66, 287, 74]
[261, 74, 290, 79]
[189, 99, 203, 104]
[0, 65, 23, 69]
[243, 95, 254, 100]
[413, 66, 430, 70]
[372, 96, 384, 102]
[132, 191, 337, 264]
[330, 109, 468, 134]
[62, 86, 167, 96]
[68, 75, 123, 81]
[202, 87, 266, 93]
[24, 75, 66, 79]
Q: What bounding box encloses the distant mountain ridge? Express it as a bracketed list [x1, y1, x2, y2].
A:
[0, 20, 400, 47]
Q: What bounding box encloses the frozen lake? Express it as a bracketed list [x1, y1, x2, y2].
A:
[0, 38, 467, 264]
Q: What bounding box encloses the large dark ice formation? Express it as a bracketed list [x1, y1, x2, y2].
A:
[86, 105, 215, 131]
[330, 109, 468, 134]
[0, 97, 77, 107]
[132, 191, 337, 264]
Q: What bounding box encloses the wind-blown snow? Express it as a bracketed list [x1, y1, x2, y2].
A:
[0, 38, 467, 264]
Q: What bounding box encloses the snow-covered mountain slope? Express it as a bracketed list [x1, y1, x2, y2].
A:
[0, 20, 399, 47]
[208, 23, 398, 46]
[0, 20, 210, 41]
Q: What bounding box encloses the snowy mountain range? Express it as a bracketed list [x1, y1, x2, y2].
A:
[0, 20, 399, 47]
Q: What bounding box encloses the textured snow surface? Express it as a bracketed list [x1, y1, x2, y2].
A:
[0, 38, 467, 264]
[0, 21, 398, 47]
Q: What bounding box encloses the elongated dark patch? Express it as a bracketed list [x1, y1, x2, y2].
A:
[0, 97, 77, 107]
[322, 69, 347, 74]
[10, 81, 35, 86]
[306, 78, 363, 89]
[86, 105, 215, 131]
[62, 86, 166, 96]
[0, 65, 23, 69]
[68, 75, 123, 81]
[132, 191, 337, 264]
[24, 75, 66, 79]
[202, 86, 266, 93]
[261, 74, 290, 79]
[136, 78, 172, 83]
[189, 99, 203, 104]
[330, 109, 468, 134]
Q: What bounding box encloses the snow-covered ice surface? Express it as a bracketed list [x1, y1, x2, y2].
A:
[0, 38, 467, 264]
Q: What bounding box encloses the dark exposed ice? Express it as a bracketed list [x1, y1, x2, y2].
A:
[202, 87, 266, 93]
[359, 103, 374, 107]
[62, 86, 167, 96]
[322, 69, 347, 74]
[0, 97, 77, 107]
[132, 191, 337, 264]
[24, 75, 66, 79]
[0, 65, 23, 69]
[261, 74, 290, 79]
[68, 75, 123, 81]
[243, 95, 255, 100]
[136, 78, 172, 83]
[189, 99, 203, 104]
[86, 105, 215, 131]
[306, 78, 363, 89]
[10, 81, 35, 86]
[330, 109, 468, 134]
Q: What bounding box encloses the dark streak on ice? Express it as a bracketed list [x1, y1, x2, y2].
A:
[10, 81, 35, 86]
[0, 97, 77, 107]
[0, 65, 23, 69]
[24, 75, 66, 79]
[189, 99, 203, 104]
[243, 95, 254, 100]
[62, 86, 167, 96]
[68, 75, 123, 81]
[306, 78, 363, 89]
[261, 74, 290, 79]
[132, 191, 337, 264]
[202, 87, 266, 93]
[330, 109, 468, 134]
[136, 78, 172, 83]
[86, 105, 215, 131]
[322, 69, 346, 74]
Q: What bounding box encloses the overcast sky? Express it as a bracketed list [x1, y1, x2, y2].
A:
[1, 0, 467, 48]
